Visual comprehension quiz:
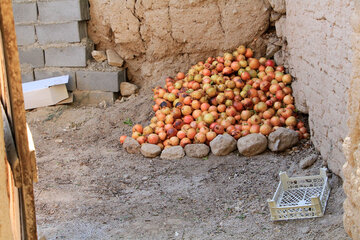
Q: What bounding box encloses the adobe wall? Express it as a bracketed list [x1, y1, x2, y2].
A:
[343, 0, 360, 238]
[87, 0, 272, 87]
[274, 0, 354, 177]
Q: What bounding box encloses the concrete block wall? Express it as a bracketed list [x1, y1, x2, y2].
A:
[13, 0, 125, 103]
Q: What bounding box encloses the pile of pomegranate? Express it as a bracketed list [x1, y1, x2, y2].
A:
[120, 45, 308, 149]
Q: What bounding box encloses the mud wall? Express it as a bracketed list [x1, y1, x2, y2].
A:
[87, 0, 271, 87]
[274, 0, 354, 177]
[343, 0, 360, 238]
[88, 0, 355, 177]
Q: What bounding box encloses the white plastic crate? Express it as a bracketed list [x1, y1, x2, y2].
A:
[267, 168, 330, 221]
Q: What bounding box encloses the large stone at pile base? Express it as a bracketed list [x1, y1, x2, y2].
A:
[123, 137, 140, 154]
[210, 134, 237, 156]
[237, 134, 268, 156]
[268, 127, 299, 152]
[160, 146, 185, 160]
[140, 143, 161, 158]
[184, 144, 210, 158]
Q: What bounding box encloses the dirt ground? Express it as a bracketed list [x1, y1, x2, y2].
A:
[26, 88, 349, 240]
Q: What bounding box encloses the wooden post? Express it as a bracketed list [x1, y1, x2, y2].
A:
[0, 0, 38, 239]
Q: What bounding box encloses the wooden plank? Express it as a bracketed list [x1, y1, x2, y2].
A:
[0, 99, 21, 240]
[26, 124, 37, 183]
[0, 0, 37, 239]
[0, 28, 12, 128]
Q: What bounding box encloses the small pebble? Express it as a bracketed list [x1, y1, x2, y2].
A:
[55, 139, 63, 143]
[99, 100, 107, 109]
[299, 154, 318, 169]
[300, 226, 310, 234]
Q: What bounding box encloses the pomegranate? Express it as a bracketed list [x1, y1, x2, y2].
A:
[148, 134, 159, 144]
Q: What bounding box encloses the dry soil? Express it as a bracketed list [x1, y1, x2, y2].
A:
[27, 89, 349, 240]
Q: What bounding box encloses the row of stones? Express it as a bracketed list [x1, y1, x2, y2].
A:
[123, 127, 299, 159]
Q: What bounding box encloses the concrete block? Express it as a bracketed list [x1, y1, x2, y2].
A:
[76, 70, 126, 92]
[34, 68, 76, 91]
[45, 46, 87, 67]
[38, 0, 89, 23]
[73, 90, 118, 105]
[21, 69, 34, 83]
[18, 48, 44, 67]
[15, 25, 36, 46]
[12, 2, 37, 24]
[36, 22, 87, 44]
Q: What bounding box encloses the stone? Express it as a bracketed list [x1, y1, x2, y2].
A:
[123, 137, 140, 154]
[98, 100, 107, 109]
[160, 146, 185, 160]
[274, 50, 284, 66]
[92, 50, 107, 62]
[268, 128, 299, 152]
[106, 49, 124, 67]
[237, 134, 268, 156]
[275, 16, 286, 38]
[184, 144, 210, 158]
[268, 36, 283, 46]
[210, 134, 237, 156]
[299, 154, 318, 169]
[270, 11, 282, 22]
[299, 226, 310, 234]
[266, 43, 281, 58]
[268, 0, 286, 14]
[140, 144, 161, 158]
[120, 82, 138, 97]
